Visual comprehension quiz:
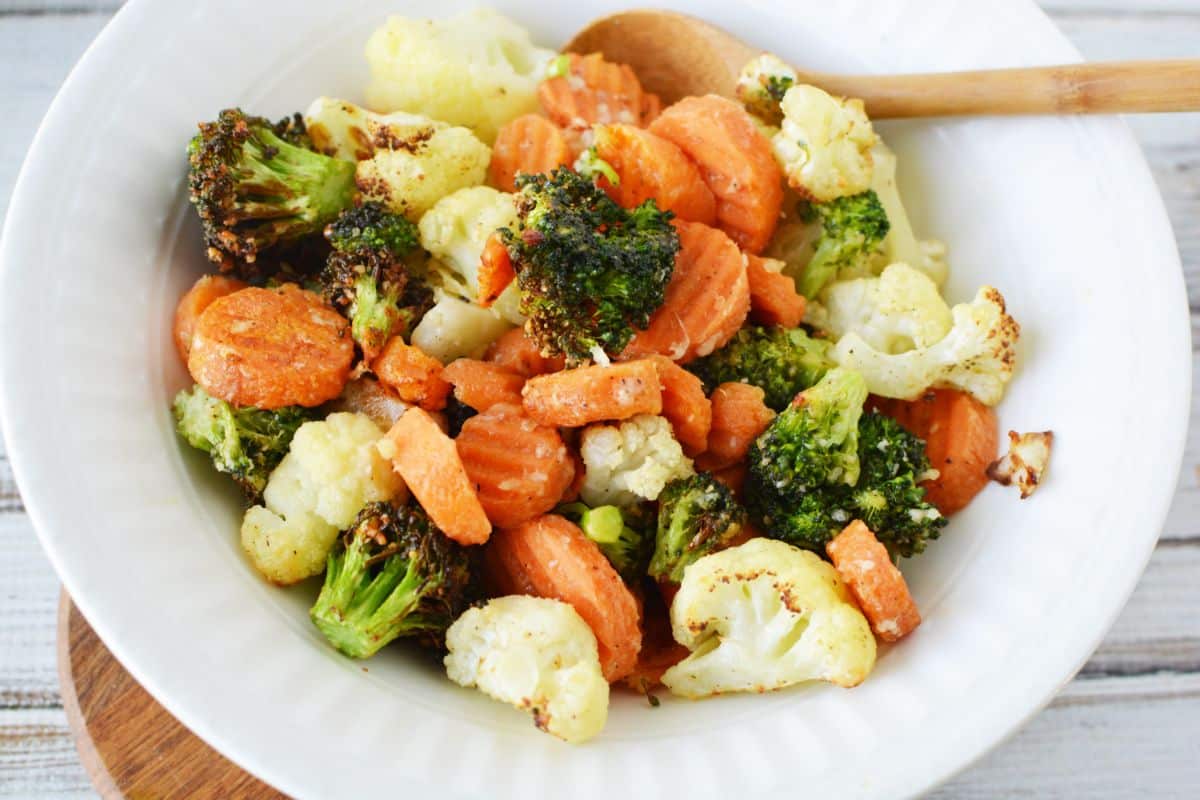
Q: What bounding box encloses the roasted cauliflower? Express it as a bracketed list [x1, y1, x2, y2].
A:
[819, 262, 953, 354]
[579, 414, 695, 508]
[444, 595, 609, 743]
[772, 84, 878, 203]
[661, 538, 876, 697]
[410, 294, 514, 364]
[871, 141, 948, 286]
[735, 53, 799, 124]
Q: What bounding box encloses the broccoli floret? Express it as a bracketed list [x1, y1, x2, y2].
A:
[746, 370, 945, 557]
[799, 190, 890, 299]
[187, 108, 357, 273]
[502, 168, 679, 364]
[649, 474, 747, 584]
[319, 202, 427, 361]
[688, 325, 835, 411]
[558, 501, 654, 581]
[172, 385, 309, 502]
[310, 502, 471, 657]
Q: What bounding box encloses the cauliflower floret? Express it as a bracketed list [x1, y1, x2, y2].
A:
[364, 8, 555, 144]
[356, 122, 490, 221]
[662, 538, 876, 697]
[445, 596, 609, 743]
[987, 430, 1053, 498]
[240, 412, 405, 584]
[772, 84, 877, 203]
[410, 294, 514, 363]
[580, 415, 694, 508]
[833, 286, 1020, 406]
[819, 263, 953, 354]
[304, 97, 437, 161]
[418, 186, 524, 324]
[871, 141, 948, 286]
[735, 53, 799, 124]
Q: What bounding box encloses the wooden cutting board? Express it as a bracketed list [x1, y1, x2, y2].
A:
[56, 592, 287, 799]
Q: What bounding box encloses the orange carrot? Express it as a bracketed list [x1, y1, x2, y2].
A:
[649, 95, 783, 254]
[539, 53, 650, 132]
[646, 355, 711, 457]
[489, 113, 571, 193]
[826, 520, 921, 642]
[484, 514, 641, 681]
[187, 284, 353, 409]
[746, 254, 807, 328]
[383, 408, 491, 545]
[622, 220, 749, 364]
[695, 383, 776, 472]
[484, 327, 566, 378]
[476, 232, 517, 308]
[371, 338, 451, 411]
[622, 582, 688, 692]
[640, 91, 663, 125]
[710, 462, 749, 502]
[591, 124, 716, 225]
[872, 389, 999, 515]
[456, 403, 575, 528]
[442, 359, 525, 412]
[173, 274, 247, 363]
[522, 359, 662, 427]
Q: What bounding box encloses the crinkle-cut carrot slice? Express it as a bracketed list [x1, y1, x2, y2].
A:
[456, 403, 575, 529]
[872, 389, 999, 515]
[489, 114, 571, 193]
[442, 359, 526, 412]
[484, 513, 642, 681]
[382, 408, 491, 545]
[640, 91, 663, 126]
[372, 337, 450, 411]
[484, 327, 566, 378]
[649, 94, 783, 254]
[187, 284, 353, 409]
[539, 52, 649, 131]
[746, 254, 807, 328]
[826, 520, 921, 642]
[521, 359, 662, 427]
[173, 274, 247, 363]
[477, 231, 517, 309]
[695, 382, 776, 472]
[622, 220, 749, 364]
[591, 124, 716, 225]
[645, 355, 711, 457]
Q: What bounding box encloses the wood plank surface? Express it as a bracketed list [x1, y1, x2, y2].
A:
[1, 2, 1198, 798]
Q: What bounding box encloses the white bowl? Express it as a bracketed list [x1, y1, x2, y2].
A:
[0, 0, 1190, 797]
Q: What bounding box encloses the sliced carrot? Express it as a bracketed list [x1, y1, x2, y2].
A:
[622, 581, 688, 692]
[695, 383, 776, 472]
[709, 462, 748, 502]
[484, 514, 642, 681]
[649, 94, 783, 254]
[522, 359, 662, 427]
[484, 327, 566, 378]
[640, 91, 663, 126]
[826, 520, 921, 642]
[173, 274, 247, 363]
[560, 447, 587, 504]
[188, 284, 353, 409]
[371, 337, 450, 412]
[872, 389, 999, 515]
[538, 53, 649, 132]
[645, 355, 711, 457]
[476, 232, 517, 309]
[746, 254, 807, 328]
[489, 113, 571, 193]
[591, 124, 716, 225]
[383, 408, 491, 545]
[456, 403, 575, 529]
[622, 220, 749, 364]
[442, 359, 525, 412]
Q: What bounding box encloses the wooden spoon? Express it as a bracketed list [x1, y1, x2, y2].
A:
[565, 9, 1200, 117]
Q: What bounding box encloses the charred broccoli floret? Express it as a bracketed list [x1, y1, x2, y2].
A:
[310, 502, 471, 657]
[187, 108, 357, 273]
[799, 190, 890, 299]
[649, 474, 747, 584]
[688, 325, 835, 411]
[172, 385, 309, 502]
[320, 202, 427, 361]
[502, 168, 679, 364]
[558, 501, 654, 581]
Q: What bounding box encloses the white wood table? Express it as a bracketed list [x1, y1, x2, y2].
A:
[1, 1, 1198, 796]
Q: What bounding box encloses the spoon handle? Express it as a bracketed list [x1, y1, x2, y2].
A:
[810, 60, 1200, 118]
